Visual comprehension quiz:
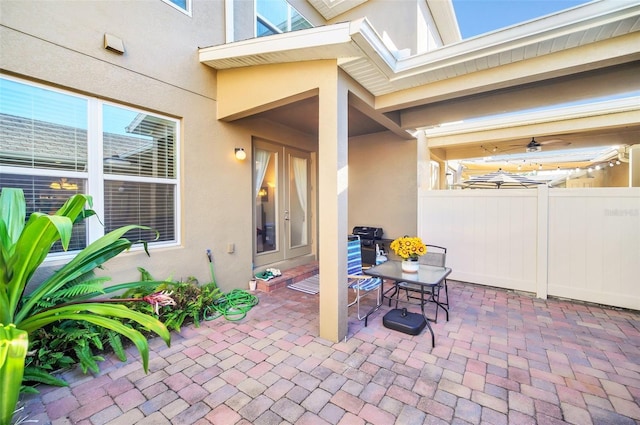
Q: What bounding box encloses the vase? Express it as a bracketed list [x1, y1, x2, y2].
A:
[401, 258, 419, 273]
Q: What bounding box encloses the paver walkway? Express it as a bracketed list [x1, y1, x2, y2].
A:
[19, 280, 640, 424]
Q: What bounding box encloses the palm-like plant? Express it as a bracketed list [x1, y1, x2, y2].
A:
[0, 188, 171, 425]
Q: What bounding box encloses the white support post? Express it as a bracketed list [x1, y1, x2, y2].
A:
[417, 131, 429, 239]
[536, 184, 549, 299]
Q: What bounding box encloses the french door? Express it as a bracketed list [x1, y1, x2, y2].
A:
[254, 140, 311, 266]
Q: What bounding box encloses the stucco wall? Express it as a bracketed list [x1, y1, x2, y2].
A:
[328, 0, 441, 56]
[0, 0, 259, 292]
[348, 132, 418, 240]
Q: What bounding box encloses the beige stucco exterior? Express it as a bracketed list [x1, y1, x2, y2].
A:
[1, 0, 246, 291]
[2, 0, 638, 342]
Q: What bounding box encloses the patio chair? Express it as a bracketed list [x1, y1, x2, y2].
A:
[347, 235, 382, 321]
[394, 244, 449, 323]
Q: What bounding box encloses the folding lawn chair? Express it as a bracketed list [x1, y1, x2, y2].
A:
[347, 235, 382, 320]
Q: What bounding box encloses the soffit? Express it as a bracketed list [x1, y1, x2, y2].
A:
[424, 96, 640, 160]
[307, 0, 369, 20]
[198, 1, 640, 159]
[200, 1, 640, 100]
[304, 0, 461, 44]
[249, 96, 390, 137]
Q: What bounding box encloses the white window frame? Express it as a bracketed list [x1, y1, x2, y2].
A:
[255, 0, 312, 38]
[0, 76, 181, 261]
[162, 0, 192, 17]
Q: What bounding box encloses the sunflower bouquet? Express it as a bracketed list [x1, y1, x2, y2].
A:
[390, 236, 427, 260]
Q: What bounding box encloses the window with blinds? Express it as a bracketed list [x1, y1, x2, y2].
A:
[0, 76, 179, 255]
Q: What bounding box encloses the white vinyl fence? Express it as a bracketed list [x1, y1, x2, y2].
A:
[419, 187, 640, 311]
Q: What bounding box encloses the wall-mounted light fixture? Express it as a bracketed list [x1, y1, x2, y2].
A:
[235, 148, 246, 160]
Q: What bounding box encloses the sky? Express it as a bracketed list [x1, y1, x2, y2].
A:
[452, 0, 593, 39]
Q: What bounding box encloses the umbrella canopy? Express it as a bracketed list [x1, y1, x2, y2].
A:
[462, 169, 546, 189]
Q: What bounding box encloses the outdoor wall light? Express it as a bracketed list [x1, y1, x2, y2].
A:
[235, 148, 246, 160]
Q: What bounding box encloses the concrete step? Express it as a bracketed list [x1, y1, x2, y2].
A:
[256, 262, 319, 292]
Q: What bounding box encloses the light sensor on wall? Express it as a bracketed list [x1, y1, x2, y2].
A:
[235, 148, 246, 160]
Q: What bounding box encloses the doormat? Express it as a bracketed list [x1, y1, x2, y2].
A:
[287, 274, 319, 295]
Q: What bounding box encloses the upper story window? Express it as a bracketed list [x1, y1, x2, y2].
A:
[257, 0, 313, 37]
[0, 76, 180, 256]
[163, 0, 191, 16]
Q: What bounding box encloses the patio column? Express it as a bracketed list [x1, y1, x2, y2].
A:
[417, 131, 429, 239]
[318, 71, 349, 342]
[417, 131, 430, 191]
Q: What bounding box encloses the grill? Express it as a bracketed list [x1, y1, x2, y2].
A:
[352, 226, 387, 265]
[352, 226, 383, 246]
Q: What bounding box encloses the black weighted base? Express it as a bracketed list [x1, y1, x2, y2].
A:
[382, 308, 427, 336]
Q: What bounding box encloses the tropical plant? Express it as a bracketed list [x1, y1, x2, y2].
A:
[121, 269, 224, 332]
[0, 188, 171, 425]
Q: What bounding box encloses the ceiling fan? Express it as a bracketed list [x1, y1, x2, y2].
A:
[520, 137, 570, 153]
[526, 138, 542, 152]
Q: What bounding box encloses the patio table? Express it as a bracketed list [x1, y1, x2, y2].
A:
[365, 261, 451, 346]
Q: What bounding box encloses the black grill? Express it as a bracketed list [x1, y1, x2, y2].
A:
[352, 226, 383, 246]
[352, 226, 386, 265]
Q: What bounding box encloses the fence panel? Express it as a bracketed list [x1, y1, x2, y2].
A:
[547, 188, 640, 310]
[419, 190, 538, 293]
[418, 187, 640, 310]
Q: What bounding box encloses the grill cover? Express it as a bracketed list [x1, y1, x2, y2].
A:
[352, 226, 383, 240]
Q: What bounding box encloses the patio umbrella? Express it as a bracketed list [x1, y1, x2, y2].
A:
[461, 169, 546, 189]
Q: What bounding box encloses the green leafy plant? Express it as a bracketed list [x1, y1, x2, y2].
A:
[122, 270, 224, 332]
[0, 188, 172, 425]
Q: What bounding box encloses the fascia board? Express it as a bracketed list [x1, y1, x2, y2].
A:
[394, 0, 640, 76]
[199, 22, 356, 67]
[199, 17, 401, 79]
[423, 96, 640, 137]
[346, 18, 398, 77]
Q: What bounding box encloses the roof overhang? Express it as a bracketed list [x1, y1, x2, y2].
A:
[306, 0, 369, 20]
[423, 96, 640, 160]
[200, 0, 640, 99]
[305, 0, 460, 44]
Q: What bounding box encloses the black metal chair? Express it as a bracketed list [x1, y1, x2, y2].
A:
[393, 244, 449, 323]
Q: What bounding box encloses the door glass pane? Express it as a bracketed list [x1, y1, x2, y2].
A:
[255, 149, 277, 253]
[289, 156, 307, 247]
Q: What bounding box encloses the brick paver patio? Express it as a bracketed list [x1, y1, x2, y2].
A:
[19, 279, 640, 424]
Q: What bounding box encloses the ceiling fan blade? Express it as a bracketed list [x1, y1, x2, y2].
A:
[508, 138, 570, 148]
[539, 139, 570, 146]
